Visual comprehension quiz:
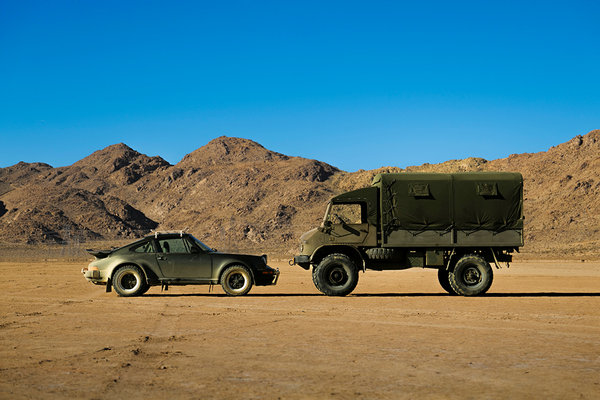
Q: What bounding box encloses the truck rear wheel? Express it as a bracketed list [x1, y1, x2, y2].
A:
[449, 254, 493, 296]
[437, 268, 457, 295]
[312, 253, 359, 296]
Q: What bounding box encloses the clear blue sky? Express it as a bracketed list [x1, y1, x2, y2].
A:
[1, 0, 598, 171]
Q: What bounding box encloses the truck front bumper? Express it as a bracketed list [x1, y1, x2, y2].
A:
[291, 255, 311, 270]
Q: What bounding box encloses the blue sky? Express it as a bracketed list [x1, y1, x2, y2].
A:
[1, 0, 598, 171]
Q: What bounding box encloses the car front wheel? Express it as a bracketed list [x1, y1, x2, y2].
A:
[221, 265, 253, 296]
[113, 265, 148, 297]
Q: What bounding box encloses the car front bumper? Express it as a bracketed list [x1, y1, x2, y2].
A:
[255, 267, 280, 286]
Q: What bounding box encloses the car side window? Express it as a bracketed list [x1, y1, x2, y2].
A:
[158, 238, 189, 254]
[184, 237, 202, 253]
[132, 241, 155, 253]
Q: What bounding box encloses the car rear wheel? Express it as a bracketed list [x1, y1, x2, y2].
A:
[113, 265, 148, 297]
[221, 265, 253, 296]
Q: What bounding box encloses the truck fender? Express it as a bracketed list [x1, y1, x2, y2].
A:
[311, 245, 365, 271]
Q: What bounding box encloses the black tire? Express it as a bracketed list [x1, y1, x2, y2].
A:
[365, 247, 396, 261]
[113, 265, 148, 297]
[449, 254, 493, 296]
[221, 265, 253, 296]
[138, 284, 151, 295]
[312, 253, 359, 296]
[437, 268, 457, 295]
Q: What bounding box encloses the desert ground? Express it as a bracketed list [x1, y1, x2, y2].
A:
[1, 258, 599, 399]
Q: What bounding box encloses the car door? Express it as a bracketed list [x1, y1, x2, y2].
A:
[155, 237, 212, 279]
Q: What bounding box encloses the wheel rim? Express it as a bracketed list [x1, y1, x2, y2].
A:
[227, 272, 247, 291]
[462, 266, 482, 286]
[327, 266, 348, 286]
[120, 272, 139, 291]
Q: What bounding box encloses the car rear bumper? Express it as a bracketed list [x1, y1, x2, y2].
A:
[81, 267, 106, 283]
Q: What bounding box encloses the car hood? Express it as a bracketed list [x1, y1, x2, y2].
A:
[212, 252, 267, 265]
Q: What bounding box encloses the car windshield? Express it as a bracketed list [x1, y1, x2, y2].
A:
[189, 235, 214, 252]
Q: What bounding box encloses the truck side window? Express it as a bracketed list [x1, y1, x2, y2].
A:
[330, 203, 363, 224]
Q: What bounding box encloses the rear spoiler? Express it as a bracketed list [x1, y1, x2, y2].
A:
[86, 249, 113, 259]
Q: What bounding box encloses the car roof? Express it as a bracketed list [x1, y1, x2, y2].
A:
[145, 232, 191, 239]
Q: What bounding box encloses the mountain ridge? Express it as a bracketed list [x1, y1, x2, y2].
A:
[1, 131, 598, 257]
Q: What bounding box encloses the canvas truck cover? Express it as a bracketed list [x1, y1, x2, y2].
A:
[371, 172, 523, 247]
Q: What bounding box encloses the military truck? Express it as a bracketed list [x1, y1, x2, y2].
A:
[292, 172, 523, 296]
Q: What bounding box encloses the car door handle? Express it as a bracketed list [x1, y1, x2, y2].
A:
[157, 256, 167, 260]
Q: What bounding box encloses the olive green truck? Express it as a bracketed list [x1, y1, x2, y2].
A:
[292, 172, 523, 296]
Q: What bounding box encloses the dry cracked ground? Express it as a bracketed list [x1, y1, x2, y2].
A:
[1, 259, 599, 399]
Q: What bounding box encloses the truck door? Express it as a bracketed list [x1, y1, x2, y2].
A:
[155, 237, 212, 279]
[328, 203, 370, 244]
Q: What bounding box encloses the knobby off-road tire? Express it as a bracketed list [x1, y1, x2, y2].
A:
[365, 247, 396, 261]
[449, 254, 493, 296]
[113, 265, 149, 297]
[437, 268, 457, 295]
[312, 253, 359, 296]
[221, 265, 253, 296]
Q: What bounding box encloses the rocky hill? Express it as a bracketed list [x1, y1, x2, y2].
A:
[0, 131, 598, 258]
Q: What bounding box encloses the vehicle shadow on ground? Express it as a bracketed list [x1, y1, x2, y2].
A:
[145, 293, 323, 297]
[354, 292, 600, 297]
[145, 292, 600, 298]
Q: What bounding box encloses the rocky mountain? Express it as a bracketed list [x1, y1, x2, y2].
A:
[0, 131, 598, 258]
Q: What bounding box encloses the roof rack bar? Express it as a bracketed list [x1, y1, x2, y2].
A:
[151, 229, 188, 238]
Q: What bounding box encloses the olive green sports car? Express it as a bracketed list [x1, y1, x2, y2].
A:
[81, 232, 279, 296]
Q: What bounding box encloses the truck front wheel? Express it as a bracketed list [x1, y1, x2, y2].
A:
[312, 253, 359, 296]
[449, 254, 493, 296]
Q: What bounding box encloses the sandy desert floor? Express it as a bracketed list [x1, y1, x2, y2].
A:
[0, 259, 599, 399]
